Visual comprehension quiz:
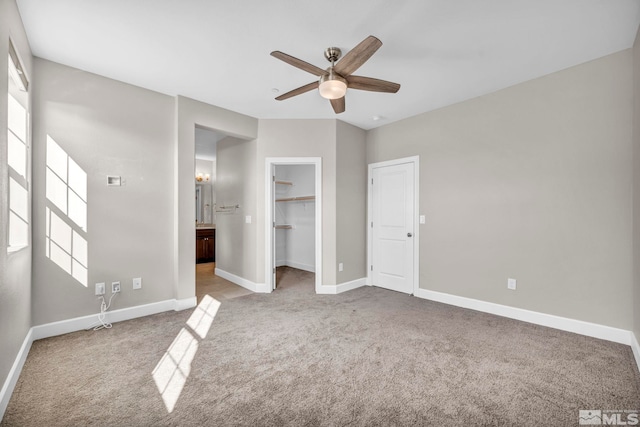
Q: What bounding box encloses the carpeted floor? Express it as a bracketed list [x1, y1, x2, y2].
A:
[2, 267, 639, 426]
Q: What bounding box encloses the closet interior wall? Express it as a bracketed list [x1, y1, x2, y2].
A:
[274, 165, 315, 273]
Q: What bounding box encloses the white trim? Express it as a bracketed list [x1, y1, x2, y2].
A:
[31, 298, 196, 341]
[281, 261, 315, 273]
[415, 288, 633, 345]
[0, 298, 195, 420]
[315, 277, 367, 295]
[215, 268, 269, 293]
[336, 277, 367, 293]
[265, 157, 322, 294]
[0, 329, 33, 420]
[367, 156, 420, 296]
[631, 332, 640, 374]
[174, 297, 197, 312]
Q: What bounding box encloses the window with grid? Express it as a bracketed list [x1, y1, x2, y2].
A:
[7, 40, 29, 251]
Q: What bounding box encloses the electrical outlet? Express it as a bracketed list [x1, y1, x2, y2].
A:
[133, 277, 142, 290]
[339, 263, 344, 272]
[507, 278, 517, 290]
[95, 282, 105, 296]
[112, 281, 121, 293]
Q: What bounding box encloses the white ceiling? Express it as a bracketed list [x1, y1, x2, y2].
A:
[194, 127, 224, 161]
[15, 0, 640, 130]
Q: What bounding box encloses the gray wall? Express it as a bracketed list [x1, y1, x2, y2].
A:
[634, 27, 640, 340]
[336, 121, 367, 284]
[256, 119, 338, 286]
[32, 59, 176, 324]
[216, 137, 258, 281]
[0, 0, 33, 399]
[367, 50, 634, 329]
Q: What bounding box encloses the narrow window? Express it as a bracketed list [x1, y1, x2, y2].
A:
[7, 40, 29, 251]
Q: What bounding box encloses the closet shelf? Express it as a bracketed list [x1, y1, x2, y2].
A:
[275, 195, 315, 203]
[275, 180, 293, 186]
[274, 224, 293, 230]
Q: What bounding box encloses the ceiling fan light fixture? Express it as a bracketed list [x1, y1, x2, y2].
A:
[319, 70, 347, 100]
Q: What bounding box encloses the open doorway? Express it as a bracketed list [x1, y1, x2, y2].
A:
[194, 126, 254, 302]
[194, 127, 220, 300]
[265, 158, 322, 293]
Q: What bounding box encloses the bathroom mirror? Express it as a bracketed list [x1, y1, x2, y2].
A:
[196, 183, 214, 224]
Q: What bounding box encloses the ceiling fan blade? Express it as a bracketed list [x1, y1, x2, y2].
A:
[334, 35, 382, 77]
[330, 96, 345, 114]
[275, 81, 319, 101]
[347, 75, 400, 93]
[270, 51, 325, 76]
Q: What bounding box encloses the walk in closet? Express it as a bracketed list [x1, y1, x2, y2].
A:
[274, 165, 316, 274]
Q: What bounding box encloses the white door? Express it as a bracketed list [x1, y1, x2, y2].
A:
[370, 161, 415, 294]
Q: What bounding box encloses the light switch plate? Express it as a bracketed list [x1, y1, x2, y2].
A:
[419, 215, 426, 224]
[507, 278, 517, 290]
[133, 277, 142, 290]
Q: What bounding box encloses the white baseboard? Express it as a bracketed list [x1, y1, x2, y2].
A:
[31, 298, 196, 341]
[415, 288, 632, 346]
[631, 332, 640, 374]
[316, 277, 367, 295]
[175, 297, 197, 311]
[0, 297, 196, 421]
[0, 329, 33, 420]
[215, 268, 269, 293]
[274, 260, 315, 273]
[284, 261, 315, 273]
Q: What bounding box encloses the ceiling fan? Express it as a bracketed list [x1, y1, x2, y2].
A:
[270, 35, 400, 114]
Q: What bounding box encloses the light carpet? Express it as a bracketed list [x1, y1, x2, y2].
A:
[2, 268, 639, 426]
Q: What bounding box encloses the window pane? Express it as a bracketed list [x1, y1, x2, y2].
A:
[7, 93, 26, 142]
[49, 211, 72, 254]
[8, 131, 26, 178]
[9, 211, 28, 248]
[46, 136, 67, 182]
[9, 177, 28, 221]
[46, 168, 67, 214]
[68, 191, 87, 231]
[68, 157, 87, 201]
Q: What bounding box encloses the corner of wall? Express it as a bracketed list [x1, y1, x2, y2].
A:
[633, 23, 640, 344]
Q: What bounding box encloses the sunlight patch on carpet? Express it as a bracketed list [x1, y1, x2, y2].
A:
[152, 295, 220, 412]
[187, 294, 220, 339]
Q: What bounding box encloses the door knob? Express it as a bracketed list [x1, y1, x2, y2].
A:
[407, 233, 413, 237]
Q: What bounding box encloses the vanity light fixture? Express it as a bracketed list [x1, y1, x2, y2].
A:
[195, 172, 210, 182]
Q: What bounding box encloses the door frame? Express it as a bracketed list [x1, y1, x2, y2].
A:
[367, 156, 420, 295]
[264, 157, 322, 294]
